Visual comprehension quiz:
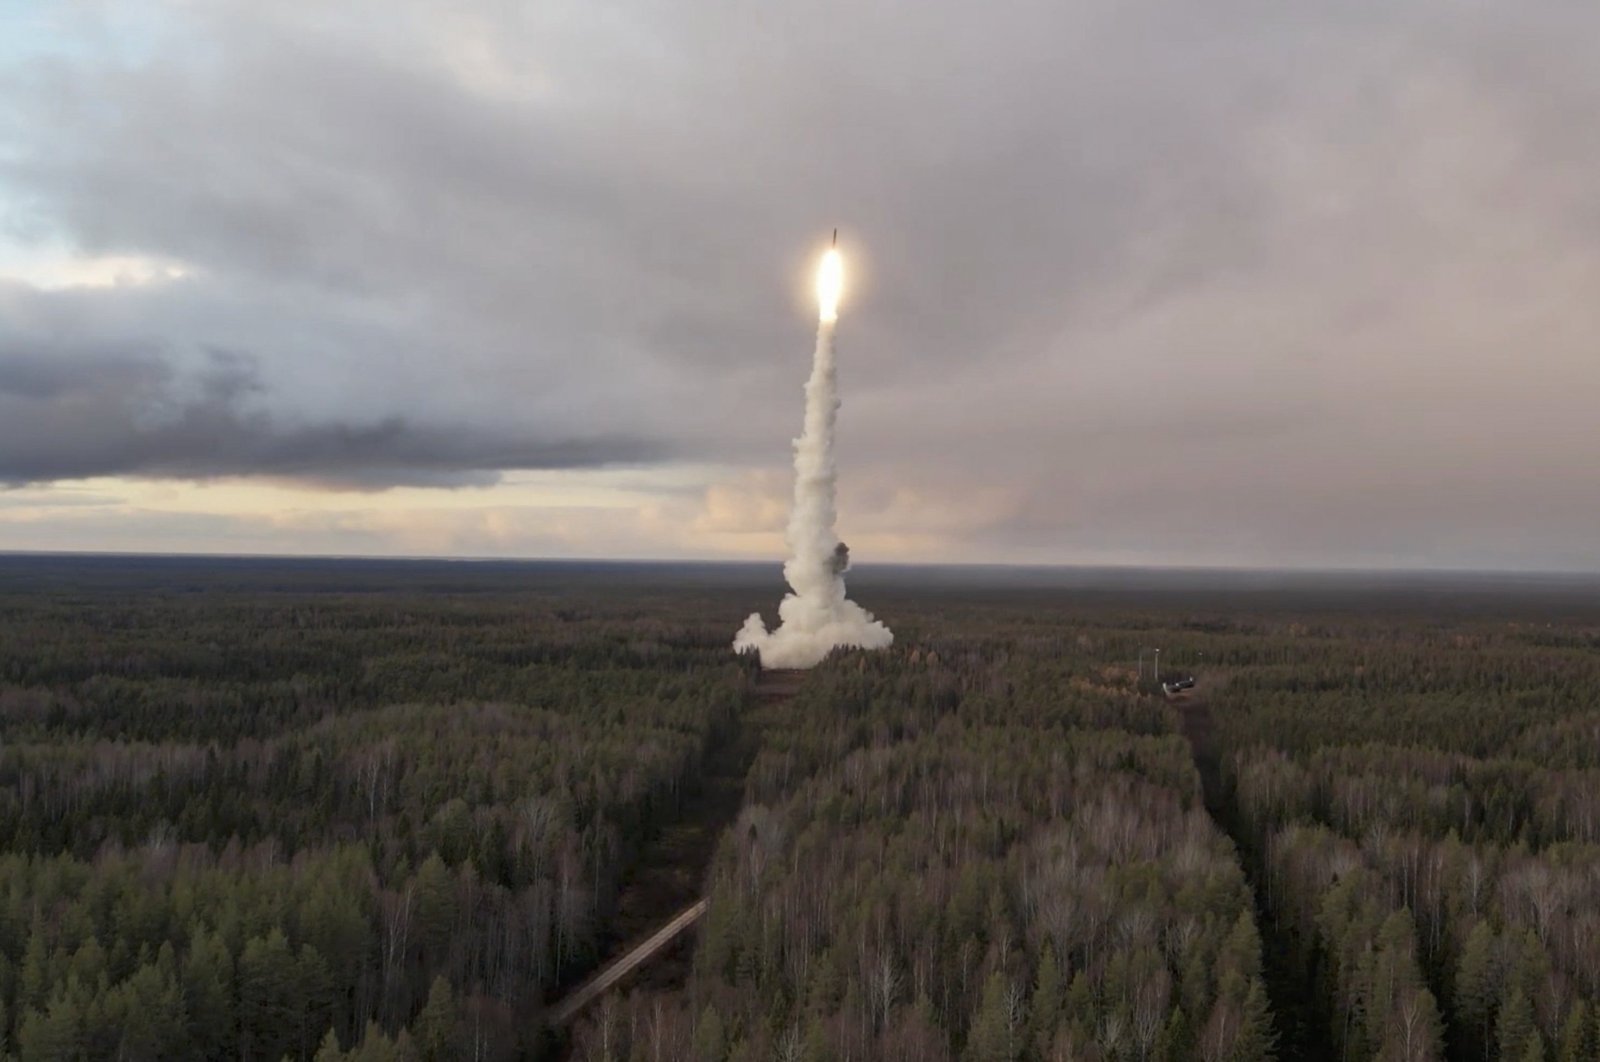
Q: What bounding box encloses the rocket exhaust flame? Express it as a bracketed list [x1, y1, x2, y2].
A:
[817, 246, 843, 324]
[733, 237, 893, 670]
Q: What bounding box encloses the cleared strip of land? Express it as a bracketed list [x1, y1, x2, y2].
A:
[547, 899, 710, 1028]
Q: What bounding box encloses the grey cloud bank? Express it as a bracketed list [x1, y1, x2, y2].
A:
[3, 0, 1600, 566]
[0, 288, 659, 486]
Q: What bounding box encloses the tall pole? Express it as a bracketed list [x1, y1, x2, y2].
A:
[1154, 649, 1160, 685]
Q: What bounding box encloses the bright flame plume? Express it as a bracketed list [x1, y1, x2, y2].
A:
[817, 247, 843, 323]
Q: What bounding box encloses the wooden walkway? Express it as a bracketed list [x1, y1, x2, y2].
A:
[546, 899, 710, 1027]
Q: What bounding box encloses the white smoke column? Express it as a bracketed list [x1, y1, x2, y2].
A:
[734, 242, 893, 669]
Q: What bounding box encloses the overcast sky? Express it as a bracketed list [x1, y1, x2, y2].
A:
[2, 0, 1599, 569]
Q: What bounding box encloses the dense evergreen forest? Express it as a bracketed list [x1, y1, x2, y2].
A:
[0, 557, 751, 1060]
[5, 556, 1600, 1060]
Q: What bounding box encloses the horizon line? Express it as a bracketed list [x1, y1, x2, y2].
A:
[4, 547, 1600, 581]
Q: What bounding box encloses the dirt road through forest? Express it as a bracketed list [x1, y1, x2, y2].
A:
[1174, 694, 1333, 1062]
[548, 669, 803, 1049]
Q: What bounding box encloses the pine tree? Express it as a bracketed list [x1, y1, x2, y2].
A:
[415, 975, 457, 1061]
[1030, 944, 1064, 1058]
[1498, 990, 1536, 1062]
[412, 854, 458, 958]
[1181, 951, 1211, 1021]
[315, 1026, 347, 1062]
[301, 885, 367, 992]
[1231, 979, 1275, 1062]
[183, 925, 234, 1061]
[16, 990, 83, 1062]
[802, 1015, 830, 1062]
[347, 1021, 401, 1062]
[1518, 1030, 1546, 1062]
[967, 971, 1019, 1062]
[693, 1004, 726, 1062]
[1221, 911, 1264, 984]
[1455, 922, 1497, 1061]
[298, 944, 340, 1057]
[697, 899, 740, 985]
[1369, 910, 1414, 1044]
[77, 975, 116, 1058]
[239, 929, 303, 1062]
[113, 959, 187, 1061]
[1397, 988, 1444, 1062]
[1156, 1008, 1189, 1062]
[67, 936, 108, 991]
[1510, 930, 1552, 1010]
[804, 949, 842, 1014]
[1555, 1000, 1591, 1062]
[18, 922, 49, 1015]
[0, 950, 11, 1015]
[1065, 970, 1095, 1025]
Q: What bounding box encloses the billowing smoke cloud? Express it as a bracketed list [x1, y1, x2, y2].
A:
[734, 251, 893, 669]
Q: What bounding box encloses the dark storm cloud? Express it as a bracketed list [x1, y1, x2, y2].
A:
[3, 0, 1600, 564]
[0, 343, 656, 487]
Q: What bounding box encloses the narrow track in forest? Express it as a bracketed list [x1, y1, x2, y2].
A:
[1174, 694, 1334, 1062]
[546, 899, 709, 1027]
[546, 669, 803, 1050]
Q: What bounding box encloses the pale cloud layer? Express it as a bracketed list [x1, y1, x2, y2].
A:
[3, 0, 1600, 568]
